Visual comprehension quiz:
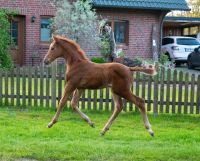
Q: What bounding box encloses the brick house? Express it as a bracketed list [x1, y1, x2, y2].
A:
[0, 0, 189, 66]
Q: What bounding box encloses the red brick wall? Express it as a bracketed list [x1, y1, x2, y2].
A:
[98, 9, 163, 59]
[0, 0, 56, 65]
[0, 0, 164, 65]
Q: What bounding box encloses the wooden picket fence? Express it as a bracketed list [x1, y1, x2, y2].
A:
[0, 63, 200, 115]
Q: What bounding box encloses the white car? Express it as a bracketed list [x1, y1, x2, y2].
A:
[161, 36, 200, 65]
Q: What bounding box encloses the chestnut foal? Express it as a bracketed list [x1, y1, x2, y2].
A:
[44, 35, 156, 136]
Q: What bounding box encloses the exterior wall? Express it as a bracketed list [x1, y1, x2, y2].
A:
[98, 9, 162, 59]
[0, 0, 56, 66]
[0, 0, 163, 65]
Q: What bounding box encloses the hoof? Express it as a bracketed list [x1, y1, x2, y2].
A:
[150, 132, 154, 137]
[47, 122, 53, 128]
[89, 122, 95, 128]
[100, 131, 105, 136]
[148, 129, 154, 137]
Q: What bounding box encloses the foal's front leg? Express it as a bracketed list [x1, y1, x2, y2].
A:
[48, 84, 74, 128]
[71, 89, 95, 128]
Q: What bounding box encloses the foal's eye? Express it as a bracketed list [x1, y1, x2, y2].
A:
[51, 47, 55, 51]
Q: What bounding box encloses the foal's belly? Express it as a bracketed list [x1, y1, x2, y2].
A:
[78, 77, 111, 89]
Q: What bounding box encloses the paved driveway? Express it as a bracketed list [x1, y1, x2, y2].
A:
[176, 64, 200, 77]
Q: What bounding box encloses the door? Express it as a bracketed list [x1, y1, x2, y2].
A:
[10, 16, 25, 66]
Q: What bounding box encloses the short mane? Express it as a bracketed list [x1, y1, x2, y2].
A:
[55, 35, 88, 60]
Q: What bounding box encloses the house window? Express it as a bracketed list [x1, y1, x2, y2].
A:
[40, 17, 51, 42]
[183, 28, 189, 36]
[11, 21, 18, 45]
[190, 26, 198, 35]
[108, 20, 129, 45]
[114, 21, 127, 44]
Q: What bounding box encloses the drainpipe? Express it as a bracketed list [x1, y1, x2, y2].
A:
[159, 11, 170, 56]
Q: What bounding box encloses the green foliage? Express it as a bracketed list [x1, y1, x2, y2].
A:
[133, 57, 143, 64]
[116, 49, 125, 58]
[0, 108, 200, 161]
[91, 57, 106, 63]
[0, 9, 14, 69]
[159, 53, 170, 65]
[174, 0, 200, 17]
[51, 0, 101, 46]
[97, 38, 111, 58]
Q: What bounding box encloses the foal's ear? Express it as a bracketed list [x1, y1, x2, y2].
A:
[52, 34, 59, 42]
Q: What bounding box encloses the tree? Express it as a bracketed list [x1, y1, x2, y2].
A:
[0, 9, 13, 69]
[186, 0, 200, 17]
[50, 0, 101, 47]
[173, 0, 200, 17]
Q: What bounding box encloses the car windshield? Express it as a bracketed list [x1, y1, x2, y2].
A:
[177, 38, 200, 46]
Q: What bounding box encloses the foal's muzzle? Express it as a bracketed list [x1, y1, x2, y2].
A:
[43, 59, 50, 65]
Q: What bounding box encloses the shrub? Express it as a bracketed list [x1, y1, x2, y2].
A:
[0, 9, 14, 69]
[98, 38, 111, 59]
[91, 57, 106, 63]
[159, 53, 170, 65]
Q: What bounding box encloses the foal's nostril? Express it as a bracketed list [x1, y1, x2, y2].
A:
[44, 59, 50, 65]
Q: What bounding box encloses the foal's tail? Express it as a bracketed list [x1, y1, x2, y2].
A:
[129, 63, 157, 76]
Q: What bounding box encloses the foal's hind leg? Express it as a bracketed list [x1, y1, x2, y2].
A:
[124, 92, 154, 136]
[71, 89, 95, 128]
[101, 93, 123, 136]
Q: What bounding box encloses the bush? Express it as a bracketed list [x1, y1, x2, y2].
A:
[91, 57, 106, 63]
[98, 38, 111, 59]
[0, 9, 14, 69]
[159, 53, 170, 65]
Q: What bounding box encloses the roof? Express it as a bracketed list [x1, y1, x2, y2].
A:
[164, 36, 198, 39]
[92, 0, 190, 11]
[165, 16, 200, 23]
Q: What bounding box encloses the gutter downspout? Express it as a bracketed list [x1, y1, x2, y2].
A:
[159, 11, 170, 55]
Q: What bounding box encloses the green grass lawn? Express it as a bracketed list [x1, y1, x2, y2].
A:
[0, 107, 200, 161]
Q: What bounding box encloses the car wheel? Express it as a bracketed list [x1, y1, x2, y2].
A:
[175, 61, 181, 67]
[187, 60, 194, 69]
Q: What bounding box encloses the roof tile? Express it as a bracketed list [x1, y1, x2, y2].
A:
[92, 0, 190, 11]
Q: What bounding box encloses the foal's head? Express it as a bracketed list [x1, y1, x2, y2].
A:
[43, 35, 87, 65]
[43, 35, 64, 65]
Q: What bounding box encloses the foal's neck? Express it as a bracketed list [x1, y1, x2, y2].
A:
[63, 49, 88, 68]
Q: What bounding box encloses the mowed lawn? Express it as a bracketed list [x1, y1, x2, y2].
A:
[0, 107, 200, 161]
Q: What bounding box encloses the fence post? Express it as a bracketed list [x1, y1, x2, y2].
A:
[40, 65, 44, 107]
[46, 66, 50, 107]
[184, 72, 189, 114]
[196, 75, 200, 114]
[172, 70, 177, 114]
[16, 67, 20, 106]
[51, 62, 57, 109]
[190, 74, 195, 114]
[28, 66, 32, 107]
[153, 72, 158, 116]
[4, 70, 8, 105]
[166, 68, 171, 113]
[159, 67, 165, 113]
[34, 66, 39, 107]
[178, 71, 183, 113]
[22, 67, 26, 107]
[10, 69, 15, 106]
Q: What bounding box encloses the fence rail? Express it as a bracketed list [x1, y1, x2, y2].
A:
[0, 64, 200, 115]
